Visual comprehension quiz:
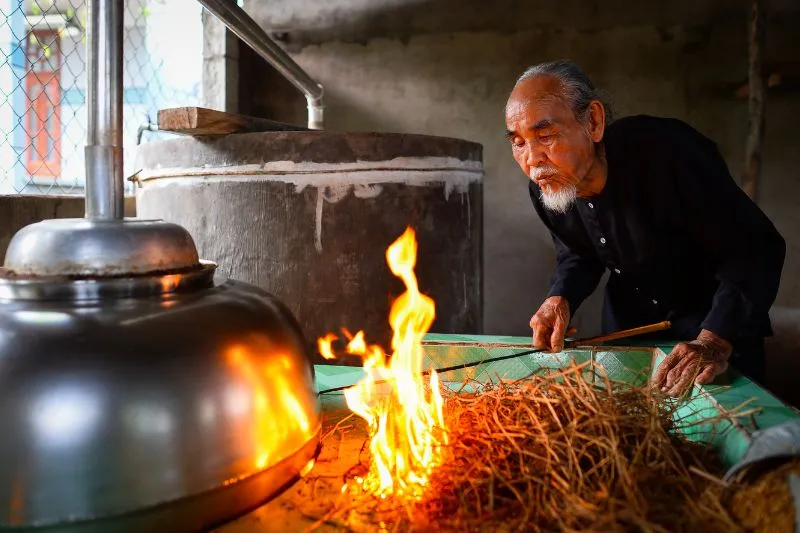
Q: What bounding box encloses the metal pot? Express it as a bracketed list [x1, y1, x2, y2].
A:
[0, 0, 322, 529]
[0, 261, 321, 532]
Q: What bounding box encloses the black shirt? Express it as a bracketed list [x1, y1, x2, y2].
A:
[529, 115, 786, 346]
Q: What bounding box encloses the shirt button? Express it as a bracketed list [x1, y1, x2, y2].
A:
[599, 237, 606, 245]
[588, 202, 594, 209]
[614, 268, 621, 274]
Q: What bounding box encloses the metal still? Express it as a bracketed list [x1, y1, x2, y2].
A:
[0, 0, 321, 531]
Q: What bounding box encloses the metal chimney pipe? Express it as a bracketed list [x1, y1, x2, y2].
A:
[196, 0, 325, 130]
[84, 0, 124, 220]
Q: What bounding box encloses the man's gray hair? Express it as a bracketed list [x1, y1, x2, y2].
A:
[517, 59, 614, 125]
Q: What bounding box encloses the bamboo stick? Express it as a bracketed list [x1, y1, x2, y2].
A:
[318, 322, 671, 394]
[422, 321, 672, 349]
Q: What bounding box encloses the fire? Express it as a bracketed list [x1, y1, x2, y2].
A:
[319, 227, 447, 498]
[226, 344, 315, 472]
[318, 333, 338, 360]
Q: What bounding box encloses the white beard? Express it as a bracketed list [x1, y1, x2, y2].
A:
[540, 184, 578, 214]
[529, 167, 578, 214]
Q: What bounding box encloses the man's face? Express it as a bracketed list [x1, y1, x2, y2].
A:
[505, 75, 601, 212]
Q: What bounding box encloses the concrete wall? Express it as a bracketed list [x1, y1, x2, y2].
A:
[234, 0, 800, 398]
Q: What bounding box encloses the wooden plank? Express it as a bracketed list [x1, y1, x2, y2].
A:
[157, 106, 309, 136]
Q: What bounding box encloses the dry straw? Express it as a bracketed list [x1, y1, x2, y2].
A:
[305, 360, 784, 532]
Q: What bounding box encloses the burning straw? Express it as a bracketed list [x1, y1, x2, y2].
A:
[309, 228, 774, 531]
[308, 360, 765, 532]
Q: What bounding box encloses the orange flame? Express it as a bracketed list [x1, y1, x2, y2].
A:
[319, 226, 447, 498]
[226, 345, 315, 472]
[317, 333, 338, 360]
[346, 330, 367, 354]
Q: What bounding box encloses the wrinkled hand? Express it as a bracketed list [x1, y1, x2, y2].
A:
[530, 296, 574, 353]
[652, 329, 732, 397]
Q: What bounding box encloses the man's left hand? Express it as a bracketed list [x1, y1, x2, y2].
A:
[652, 329, 732, 397]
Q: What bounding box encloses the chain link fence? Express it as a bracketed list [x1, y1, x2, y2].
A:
[0, 0, 203, 196]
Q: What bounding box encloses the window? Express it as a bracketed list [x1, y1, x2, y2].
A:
[25, 29, 61, 178]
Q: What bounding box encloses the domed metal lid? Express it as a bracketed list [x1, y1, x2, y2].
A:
[2, 218, 201, 278]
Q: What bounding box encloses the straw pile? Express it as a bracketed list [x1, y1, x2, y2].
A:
[729, 458, 800, 532]
[308, 360, 780, 532]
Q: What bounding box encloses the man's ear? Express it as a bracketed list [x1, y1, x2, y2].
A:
[587, 100, 606, 142]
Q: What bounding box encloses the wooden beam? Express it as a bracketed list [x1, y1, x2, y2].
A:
[157, 107, 309, 136]
[742, 0, 766, 202]
[735, 72, 781, 99]
[715, 61, 800, 98]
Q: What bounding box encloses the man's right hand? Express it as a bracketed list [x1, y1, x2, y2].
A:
[530, 296, 572, 352]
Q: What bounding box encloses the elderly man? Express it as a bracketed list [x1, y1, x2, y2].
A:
[505, 59, 785, 396]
